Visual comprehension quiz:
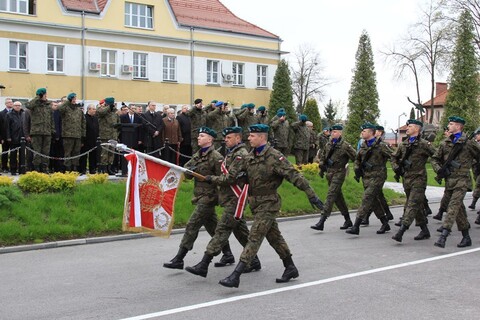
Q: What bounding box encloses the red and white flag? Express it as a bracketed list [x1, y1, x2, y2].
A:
[123, 152, 183, 237]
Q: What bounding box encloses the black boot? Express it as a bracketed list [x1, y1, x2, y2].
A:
[437, 226, 444, 233]
[107, 165, 116, 176]
[385, 207, 394, 221]
[432, 209, 444, 221]
[434, 228, 450, 248]
[377, 217, 391, 234]
[457, 229, 472, 248]
[214, 243, 235, 267]
[276, 256, 299, 283]
[346, 218, 362, 235]
[392, 224, 408, 242]
[475, 213, 480, 225]
[243, 255, 262, 273]
[311, 215, 327, 231]
[414, 224, 431, 240]
[424, 203, 432, 216]
[468, 197, 478, 209]
[394, 216, 403, 227]
[340, 213, 353, 230]
[185, 254, 213, 278]
[219, 261, 246, 288]
[360, 213, 370, 226]
[163, 247, 188, 269]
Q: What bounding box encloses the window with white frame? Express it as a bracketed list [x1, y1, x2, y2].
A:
[206, 60, 219, 84]
[47, 44, 64, 73]
[9, 41, 27, 70]
[101, 50, 116, 77]
[257, 65, 267, 87]
[232, 62, 244, 86]
[133, 52, 148, 79]
[163, 55, 176, 81]
[125, 2, 153, 29]
[0, 0, 35, 14]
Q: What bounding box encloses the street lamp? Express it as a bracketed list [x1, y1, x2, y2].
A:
[396, 112, 407, 146]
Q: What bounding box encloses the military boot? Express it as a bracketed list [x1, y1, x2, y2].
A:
[340, 213, 353, 230]
[434, 228, 450, 248]
[392, 224, 408, 242]
[360, 213, 371, 226]
[163, 247, 188, 269]
[432, 209, 444, 221]
[185, 254, 213, 278]
[414, 224, 431, 240]
[475, 213, 480, 225]
[346, 218, 362, 235]
[219, 261, 246, 288]
[243, 255, 262, 273]
[394, 216, 403, 227]
[310, 215, 327, 231]
[424, 202, 433, 216]
[457, 229, 472, 248]
[376, 216, 391, 234]
[385, 207, 394, 221]
[276, 256, 299, 283]
[214, 243, 235, 267]
[468, 197, 479, 209]
[437, 226, 444, 233]
[107, 165, 116, 176]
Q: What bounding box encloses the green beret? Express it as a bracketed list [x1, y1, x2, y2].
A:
[211, 99, 218, 104]
[198, 126, 217, 138]
[323, 127, 330, 132]
[257, 106, 266, 112]
[105, 97, 115, 105]
[330, 124, 343, 130]
[247, 103, 255, 109]
[448, 116, 466, 125]
[222, 126, 242, 136]
[249, 124, 269, 133]
[241, 104, 248, 110]
[67, 92, 77, 101]
[360, 122, 376, 130]
[406, 119, 423, 127]
[277, 108, 286, 117]
[375, 125, 385, 131]
[299, 114, 308, 122]
[36, 88, 46, 96]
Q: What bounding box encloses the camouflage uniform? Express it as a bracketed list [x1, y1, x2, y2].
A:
[25, 97, 54, 170]
[186, 106, 206, 154]
[235, 108, 258, 144]
[256, 113, 269, 125]
[317, 132, 330, 157]
[96, 104, 118, 166]
[58, 100, 86, 168]
[308, 128, 319, 163]
[206, 108, 233, 150]
[269, 116, 290, 155]
[291, 121, 309, 165]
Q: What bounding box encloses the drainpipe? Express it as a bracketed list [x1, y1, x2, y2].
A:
[190, 27, 194, 104]
[81, 11, 86, 105]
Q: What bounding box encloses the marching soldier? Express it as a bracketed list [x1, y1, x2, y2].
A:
[291, 114, 310, 165]
[431, 116, 480, 248]
[391, 119, 436, 242]
[185, 126, 261, 278]
[269, 108, 290, 155]
[311, 124, 356, 231]
[346, 122, 393, 236]
[432, 126, 451, 222]
[218, 124, 324, 288]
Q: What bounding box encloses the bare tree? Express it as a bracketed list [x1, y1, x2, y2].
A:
[446, 0, 480, 51]
[290, 44, 331, 114]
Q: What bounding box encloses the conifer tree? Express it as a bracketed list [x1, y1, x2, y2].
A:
[268, 59, 296, 122]
[323, 98, 337, 126]
[303, 98, 322, 131]
[409, 107, 416, 120]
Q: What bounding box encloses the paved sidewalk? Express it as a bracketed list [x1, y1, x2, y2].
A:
[383, 181, 455, 202]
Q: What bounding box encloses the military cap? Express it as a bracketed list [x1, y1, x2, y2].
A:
[375, 125, 385, 131]
[215, 101, 224, 107]
[36, 88, 47, 96]
[211, 99, 218, 104]
[198, 126, 217, 138]
[277, 108, 286, 117]
[105, 97, 115, 105]
[323, 127, 330, 132]
[194, 98, 202, 104]
[222, 126, 242, 136]
[257, 106, 266, 112]
[247, 103, 255, 109]
[249, 124, 269, 133]
[67, 93, 77, 101]
[448, 116, 465, 124]
[299, 114, 308, 122]
[330, 124, 343, 130]
[406, 119, 423, 127]
[241, 104, 248, 109]
[360, 122, 376, 130]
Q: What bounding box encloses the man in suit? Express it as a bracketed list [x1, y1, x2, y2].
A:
[119, 104, 143, 150]
[0, 98, 14, 172]
[142, 101, 164, 158]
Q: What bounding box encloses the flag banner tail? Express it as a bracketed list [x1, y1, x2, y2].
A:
[234, 184, 249, 220]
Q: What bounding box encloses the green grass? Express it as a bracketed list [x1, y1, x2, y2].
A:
[384, 162, 445, 187]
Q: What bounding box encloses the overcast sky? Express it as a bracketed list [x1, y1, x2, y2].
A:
[221, 0, 447, 130]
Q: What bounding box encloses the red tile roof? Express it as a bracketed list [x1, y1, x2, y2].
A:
[422, 90, 448, 107]
[167, 0, 279, 39]
[60, 0, 108, 13]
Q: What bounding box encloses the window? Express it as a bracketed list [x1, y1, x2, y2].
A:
[133, 52, 148, 79]
[232, 62, 244, 86]
[9, 41, 27, 70]
[163, 56, 176, 81]
[47, 45, 64, 73]
[101, 50, 116, 77]
[257, 65, 267, 87]
[125, 2, 153, 29]
[207, 60, 219, 84]
[0, 0, 35, 14]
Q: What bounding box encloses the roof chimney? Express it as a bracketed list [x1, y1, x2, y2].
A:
[436, 82, 448, 95]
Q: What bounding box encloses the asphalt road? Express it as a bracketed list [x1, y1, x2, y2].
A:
[1, 200, 480, 320]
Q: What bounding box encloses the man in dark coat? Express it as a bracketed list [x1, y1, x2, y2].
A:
[142, 101, 164, 158]
[177, 105, 192, 167]
[79, 104, 99, 174]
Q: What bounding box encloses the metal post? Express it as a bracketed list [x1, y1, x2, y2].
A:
[19, 137, 26, 174]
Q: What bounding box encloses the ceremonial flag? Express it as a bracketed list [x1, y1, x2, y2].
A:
[123, 152, 183, 237]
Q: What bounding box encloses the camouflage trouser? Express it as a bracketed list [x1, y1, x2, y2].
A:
[205, 202, 250, 256]
[294, 148, 308, 165]
[240, 210, 291, 265]
[31, 134, 51, 167]
[401, 185, 427, 227]
[473, 174, 480, 199]
[322, 171, 349, 217]
[180, 203, 218, 251]
[63, 137, 82, 168]
[442, 186, 470, 231]
[356, 177, 386, 220]
[100, 139, 115, 165]
[439, 190, 449, 212]
[275, 147, 289, 156]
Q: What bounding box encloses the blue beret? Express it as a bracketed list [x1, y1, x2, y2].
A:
[222, 126, 242, 136]
[36, 88, 46, 96]
[257, 106, 266, 112]
[249, 124, 269, 133]
[67, 93, 76, 101]
[330, 124, 343, 130]
[105, 97, 115, 105]
[215, 101, 224, 107]
[360, 122, 376, 130]
[375, 125, 384, 131]
[247, 103, 255, 109]
[299, 114, 308, 122]
[406, 119, 423, 127]
[198, 126, 217, 138]
[448, 116, 465, 124]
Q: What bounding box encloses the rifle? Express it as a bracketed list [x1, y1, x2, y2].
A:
[354, 138, 379, 182]
[434, 140, 464, 184]
[319, 138, 339, 178]
[393, 136, 418, 182]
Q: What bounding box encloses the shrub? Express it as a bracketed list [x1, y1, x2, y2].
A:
[49, 172, 79, 192]
[0, 176, 14, 187]
[17, 171, 50, 193]
[0, 186, 23, 209]
[83, 173, 109, 184]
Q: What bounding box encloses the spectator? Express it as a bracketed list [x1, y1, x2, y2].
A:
[162, 107, 182, 164]
[119, 104, 144, 150]
[142, 101, 164, 158]
[49, 100, 64, 173]
[79, 104, 99, 174]
[5, 101, 24, 175]
[0, 98, 14, 172]
[176, 104, 192, 166]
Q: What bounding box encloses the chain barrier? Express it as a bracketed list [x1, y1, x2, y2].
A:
[25, 145, 98, 161]
[100, 144, 166, 156]
[0, 146, 21, 156]
[167, 145, 193, 160]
